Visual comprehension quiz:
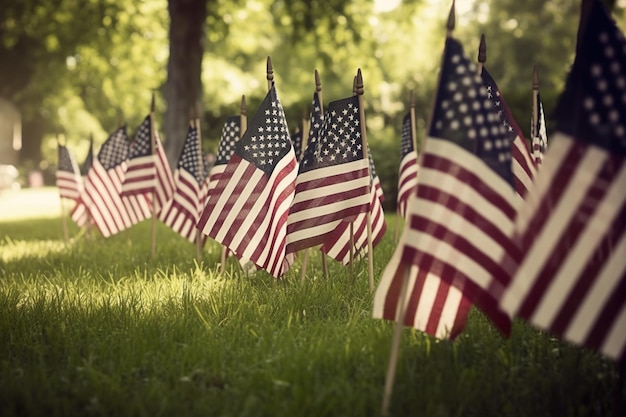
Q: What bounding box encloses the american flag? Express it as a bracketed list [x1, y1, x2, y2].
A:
[531, 92, 548, 167]
[321, 148, 386, 265]
[204, 116, 240, 197]
[121, 115, 174, 212]
[72, 127, 151, 237]
[373, 36, 519, 338]
[492, 1, 626, 360]
[397, 112, 419, 218]
[56, 144, 82, 201]
[159, 124, 204, 243]
[197, 85, 298, 278]
[481, 68, 537, 199]
[284, 95, 371, 256]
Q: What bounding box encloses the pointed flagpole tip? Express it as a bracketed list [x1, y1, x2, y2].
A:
[240, 95, 247, 115]
[447, 0, 456, 34]
[266, 56, 274, 82]
[532, 66, 539, 90]
[356, 69, 364, 95]
[314, 69, 322, 92]
[478, 34, 487, 63]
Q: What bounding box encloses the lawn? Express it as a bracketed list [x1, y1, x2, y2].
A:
[0, 188, 621, 416]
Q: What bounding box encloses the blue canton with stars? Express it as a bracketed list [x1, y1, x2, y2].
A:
[98, 127, 130, 171]
[178, 125, 204, 184]
[129, 116, 153, 158]
[237, 85, 292, 176]
[58, 145, 78, 174]
[554, 1, 626, 155]
[430, 37, 512, 184]
[216, 116, 240, 165]
[299, 95, 363, 173]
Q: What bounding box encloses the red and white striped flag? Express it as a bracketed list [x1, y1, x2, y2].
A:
[121, 115, 174, 213]
[481, 68, 536, 200]
[56, 144, 82, 201]
[397, 112, 419, 219]
[197, 85, 298, 278]
[72, 127, 151, 237]
[321, 149, 386, 265]
[159, 124, 204, 242]
[285, 95, 371, 258]
[374, 36, 518, 338]
[491, 1, 626, 360]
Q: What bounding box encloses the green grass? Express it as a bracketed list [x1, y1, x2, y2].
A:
[0, 204, 621, 416]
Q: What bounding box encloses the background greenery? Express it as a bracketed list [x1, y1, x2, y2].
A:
[0, 196, 622, 416]
[2, 0, 626, 208]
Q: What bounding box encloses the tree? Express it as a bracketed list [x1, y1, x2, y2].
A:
[163, 0, 208, 166]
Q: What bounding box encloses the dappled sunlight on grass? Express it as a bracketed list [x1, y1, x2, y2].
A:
[0, 236, 70, 262]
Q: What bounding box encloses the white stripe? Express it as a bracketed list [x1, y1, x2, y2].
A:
[435, 284, 463, 338]
[565, 232, 626, 347]
[412, 271, 438, 331]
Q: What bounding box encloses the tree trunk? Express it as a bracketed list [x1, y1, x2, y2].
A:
[164, 0, 207, 167]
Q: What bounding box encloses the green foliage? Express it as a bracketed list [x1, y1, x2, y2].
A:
[0, 210, 620, 417]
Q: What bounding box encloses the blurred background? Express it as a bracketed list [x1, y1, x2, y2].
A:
[1, 0, 625, 210]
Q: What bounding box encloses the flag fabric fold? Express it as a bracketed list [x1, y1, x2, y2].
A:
[121, 115, 174, 213]
[480, 68, 536, 199]
[159, 124, 204, 242]
[374, 36, 518, 338]
[197, 85, 297, 278]
[321, 148, 386, 265]
[397, 112, 419, 219]
[285, 95, 371, 257]
[56, 144, 82, 201]
[491, 0, 626, 360]
[72, 127, 151, 237]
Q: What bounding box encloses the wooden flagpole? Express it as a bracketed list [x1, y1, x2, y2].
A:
[381, 2, 455, 415]
[150, 92, 158, 258]
[355, 69, 374, 293]
[193, 103, 205, 261]
[266, 56, 274, 91]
